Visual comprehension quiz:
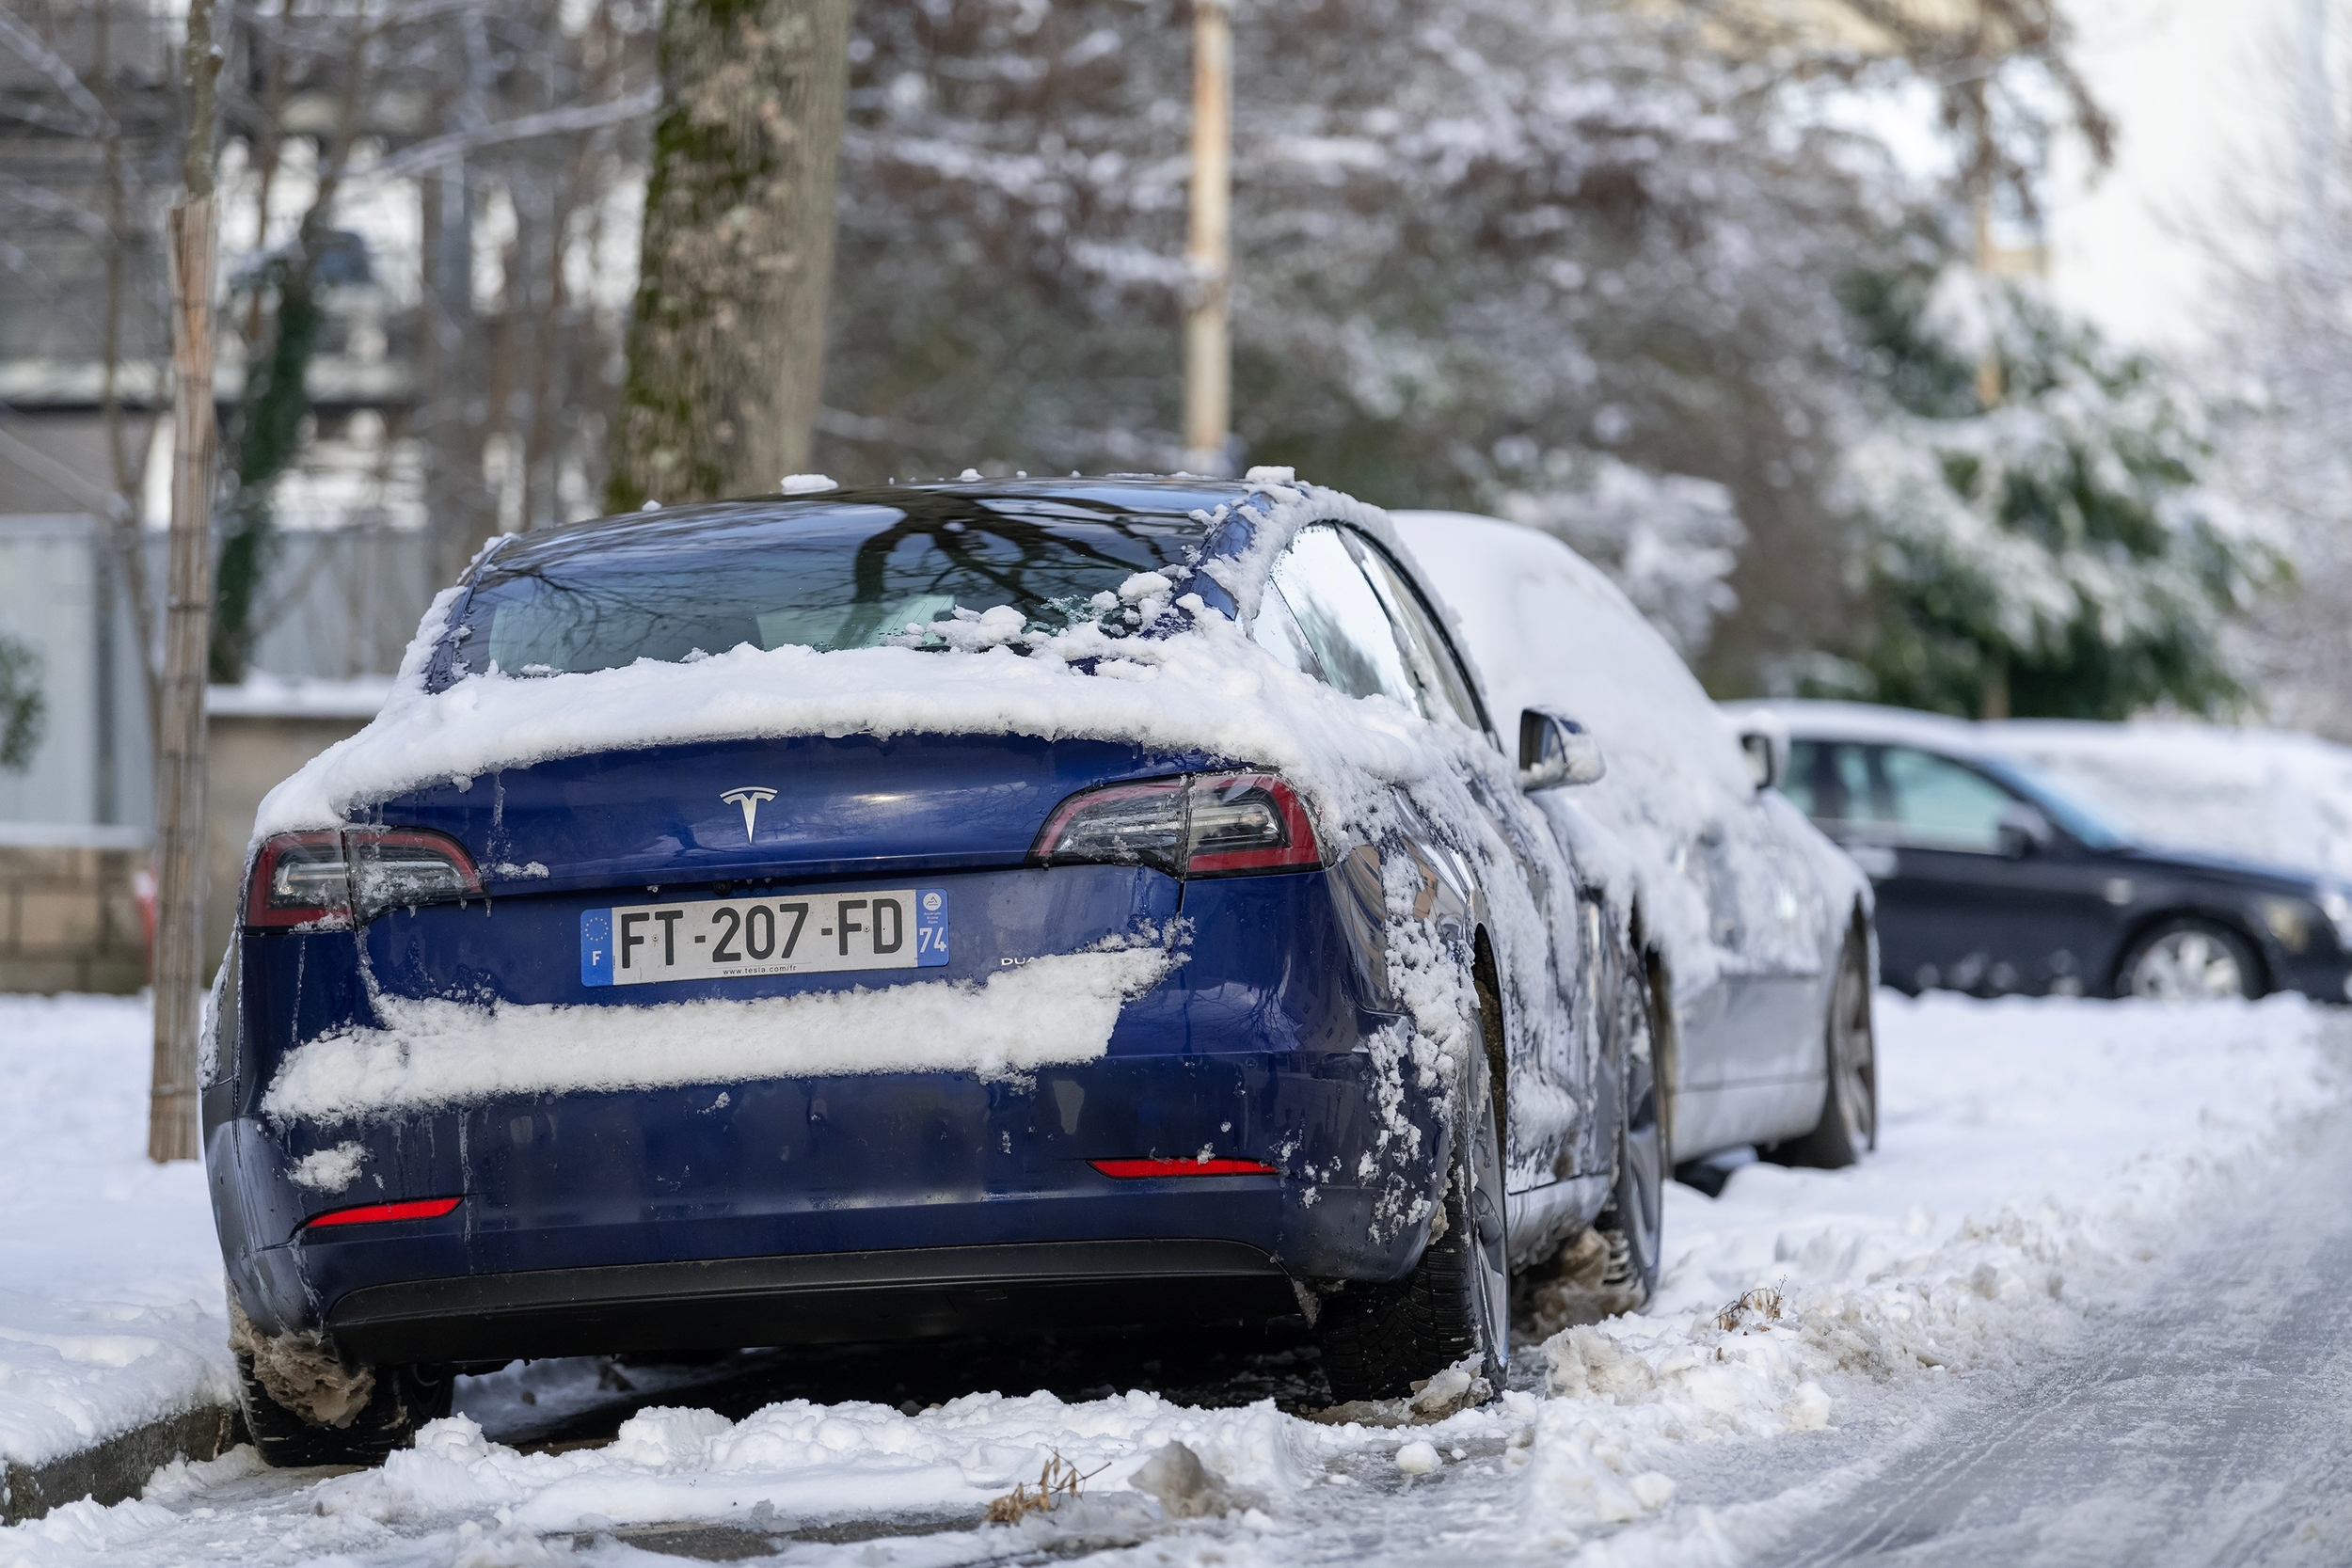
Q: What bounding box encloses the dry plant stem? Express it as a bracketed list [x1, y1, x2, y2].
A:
[982, 1451, 1103, 1524]
[1713, 1284, 1787, 1333]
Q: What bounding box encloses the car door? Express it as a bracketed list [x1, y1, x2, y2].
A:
[1799, 741, 2113, 995]
[1262, 524, 1590, 1192]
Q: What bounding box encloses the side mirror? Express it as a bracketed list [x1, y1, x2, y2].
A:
[1997, 801, 2054, 858]
[1738, 729, 1785, 794]
[1519, 708, 1606, 791]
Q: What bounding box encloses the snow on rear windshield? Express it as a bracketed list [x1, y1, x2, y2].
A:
[447, 498, 1201, 679]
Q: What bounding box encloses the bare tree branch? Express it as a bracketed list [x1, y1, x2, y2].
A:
[0, 411, 134, 519]
[0, 167, 111, 236]
[0, 5, 115, 134]
[359, 84, 660, 184]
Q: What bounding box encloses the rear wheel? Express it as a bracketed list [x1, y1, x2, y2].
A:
[2117, 918, 2259, 1001]
[1316, 1046, 1508, 1403]
[1523, 957, 1665, 1328]
[1597, 959, 1667, 1309]
[1764, 930, 1876, 1170]
[235, 1354, 453, 1467]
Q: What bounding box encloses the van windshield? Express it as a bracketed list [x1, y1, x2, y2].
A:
[445, 499, 1200, 680]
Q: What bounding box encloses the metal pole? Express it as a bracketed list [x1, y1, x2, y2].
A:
[1182, 0, 1232, 477]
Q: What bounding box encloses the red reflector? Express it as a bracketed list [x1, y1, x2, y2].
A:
[1090, 1158, 1279, 1179]
[304, 1196, 463, 1230]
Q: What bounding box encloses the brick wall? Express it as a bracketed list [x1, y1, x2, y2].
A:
[1, 705, 374, 995]
[0, 834, 150, 993]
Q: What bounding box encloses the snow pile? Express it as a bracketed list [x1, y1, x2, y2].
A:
[0, 995, 234, 1470]
[1984, 718, 2352, 880]
[261, 944, 1174, 1122]
[1510, 990, 2344, 1549]
[307, 1391, 1329, 1531]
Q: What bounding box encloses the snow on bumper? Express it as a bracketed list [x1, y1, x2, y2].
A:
[259, 947, 1173, 1123]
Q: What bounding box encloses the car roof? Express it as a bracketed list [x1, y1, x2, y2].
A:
[1723, 699, 1992, 759]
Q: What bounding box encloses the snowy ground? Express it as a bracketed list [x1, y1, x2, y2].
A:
[0, 996, 236, 1472]
[0, 990, 2344, 1566]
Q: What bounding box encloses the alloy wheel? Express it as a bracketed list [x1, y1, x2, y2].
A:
[2127, 927, 2248, 1001]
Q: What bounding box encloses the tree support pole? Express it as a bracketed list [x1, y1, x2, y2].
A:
[1182, 0, 1232, 477]
[152, 0, 222, 1163]
[151, 198, 218, 1163]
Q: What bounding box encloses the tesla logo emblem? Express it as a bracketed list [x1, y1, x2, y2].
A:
[720, 786, 777, 843]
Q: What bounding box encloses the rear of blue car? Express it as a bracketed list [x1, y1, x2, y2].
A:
[204, 485, 1462, 1461]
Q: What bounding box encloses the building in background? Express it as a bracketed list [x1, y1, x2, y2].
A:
[0, 4, 654, 990]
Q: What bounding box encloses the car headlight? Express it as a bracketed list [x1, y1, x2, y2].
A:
[2319, 888, 2352, 951]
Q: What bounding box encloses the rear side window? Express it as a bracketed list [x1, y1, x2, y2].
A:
[1269, 526, 1423, 709]
[1786, 740, 1878, 825]
[1879, 747, 2020, 852]
[1352, 540, 1486, 732]
[1787, 741, 2020, 853]
[1248, 583, 1325, 679]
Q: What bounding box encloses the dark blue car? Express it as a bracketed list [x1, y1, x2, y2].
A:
[204, 478, 1661, 1463]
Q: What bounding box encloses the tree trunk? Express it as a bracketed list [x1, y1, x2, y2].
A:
[607, 0, 852, 511]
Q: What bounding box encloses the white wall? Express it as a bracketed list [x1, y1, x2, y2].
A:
[0, 516, 151, 830]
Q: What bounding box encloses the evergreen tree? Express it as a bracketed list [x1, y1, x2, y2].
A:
[1830, 263, 2280, 721]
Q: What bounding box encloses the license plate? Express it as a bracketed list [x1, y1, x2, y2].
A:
[580, 888, 948, 987]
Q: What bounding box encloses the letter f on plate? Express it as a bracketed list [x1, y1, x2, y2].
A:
[721, 786, 778, 844]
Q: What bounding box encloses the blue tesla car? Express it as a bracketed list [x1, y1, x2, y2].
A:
[203, 477, 1662, 1463]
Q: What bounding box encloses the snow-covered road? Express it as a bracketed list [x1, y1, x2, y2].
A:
[1739, 1114, 2352, 1566]
[3, 990, 2345, 1567]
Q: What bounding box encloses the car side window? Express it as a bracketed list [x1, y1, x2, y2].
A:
[1787, 740, 1883, 828]
[1248, 583, 1326, 679]
[1348, 535, 1487, 733]
[1877, 746, 2021, 853]
[1268, 526, 1423, 709]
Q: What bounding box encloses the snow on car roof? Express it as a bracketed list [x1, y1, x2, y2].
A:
[1389, 510, 1866, 997]
[1722, 698, 1990, 758]
[254, 479, 1459, 844]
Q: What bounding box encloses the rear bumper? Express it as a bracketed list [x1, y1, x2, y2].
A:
[210, 852, 1444, 1360]
[213, 1045, 1446, 1356]
[326, 1239, 1295, 1364]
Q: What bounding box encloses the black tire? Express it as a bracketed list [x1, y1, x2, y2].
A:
[1764, 929, 1876, 1169]
[235, 1354, 453, 1467]
[1316, 1045, 1509, 1403]
[2115, 916, 2261, 1001]
[1595, 958, 1667, 1309]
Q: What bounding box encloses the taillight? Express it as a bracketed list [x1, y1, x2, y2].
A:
[1031, 772, 1325, 878]
[302, 1196, 463, 1231]
[1091, 1157, 1279, 1178]
[246, 829, 483, 930]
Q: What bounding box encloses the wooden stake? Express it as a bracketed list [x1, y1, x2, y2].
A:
[1182, 0, 1232, 476]
[150, 197, 218, 1164]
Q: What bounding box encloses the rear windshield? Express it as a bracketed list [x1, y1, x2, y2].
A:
[445, 499, 1201, 680]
